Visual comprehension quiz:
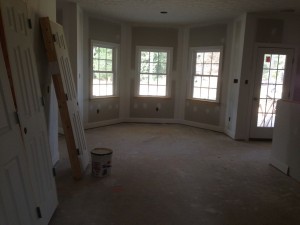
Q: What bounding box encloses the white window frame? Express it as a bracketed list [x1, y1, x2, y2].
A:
[136, 46, 172, 97]
[189, 46, 223, 102]
[90, 40, 119, 99]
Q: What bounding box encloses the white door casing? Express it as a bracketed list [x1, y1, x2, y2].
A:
[250, 48, 294, 139]
[0, 0, 58, 224]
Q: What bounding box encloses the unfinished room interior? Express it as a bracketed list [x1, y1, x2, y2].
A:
[1, 0, 300, 224]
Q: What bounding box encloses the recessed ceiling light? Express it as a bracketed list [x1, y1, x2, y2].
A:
[160, 11, 168, 14]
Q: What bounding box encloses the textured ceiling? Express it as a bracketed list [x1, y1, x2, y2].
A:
[59, 0, 300, 24]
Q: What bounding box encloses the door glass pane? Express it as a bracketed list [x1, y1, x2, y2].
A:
[257, 53, 287, 127]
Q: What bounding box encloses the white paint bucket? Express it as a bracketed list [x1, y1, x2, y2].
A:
[91, 148, 113, 177]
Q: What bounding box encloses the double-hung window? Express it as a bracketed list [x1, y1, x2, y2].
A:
[91, 41, 118, 98]
[190, 46, 223, 102]
[137, 47, 172, 97]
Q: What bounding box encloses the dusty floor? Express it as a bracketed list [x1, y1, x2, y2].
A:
[49, 123, 300, 225]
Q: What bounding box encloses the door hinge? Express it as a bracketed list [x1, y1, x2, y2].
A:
[36, 207, 42, 218]
[77, 148, 80, 155]
[27, 19, 32, 29]
[15, 112, 20, 124]
[52, 167, 56, 177]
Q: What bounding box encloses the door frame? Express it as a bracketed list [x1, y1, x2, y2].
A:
[247, 44, 297, 140]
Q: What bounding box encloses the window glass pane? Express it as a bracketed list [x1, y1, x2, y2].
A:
[149, 75, 157, 85]
[203, 64, 211, 75]
[257, 113, 264, 127]
[262, 70, 269, 83]
[194, 76, 201, 88]
[201, 76, 209, 88]
[266, 99, 275, 113]
[99, 85, 107, 95]
[106, 85, 113, 95]
[211, 64, 219, 75]
[258, 99, 266, 113]
[270, 55, 279, 69]
[269, 70, 277, 84]
[267, 85, 276, 97]
[157, 63, 167, 74]
[93, 85, 99, 96]
[196, 64, 203, 75]
[278, 55, 286, 69]
[98, 73, 106, 84]
[204, 52, 212, 63]
[93, 47, 99, 58]
[106, 73, 113, 84]
[99, 60, 106, 71]
[150, 62, 158, 73]
[260, 84, 268, 98]
[200, 88, 209, 99]
[157, 86, 166, 96]
[210, 77, 218, 88]
[275, 85, 283, 99]
[264, 54, 271, 69]
[140, 63, 150, 73]
[139, 85, 148, 95]
[100, 48, 106, 59]
[208, 89, 217, 100]
[159, 52, 167, 63]
[150, 52, 159, 62]
[277, 70, 284, 84]
[140, 74, 149, 84]
[106, 60, 112, 71]
[149, 85, 157, 95]
[196, 53, 204, 63]
[157, 75, 166, 85]
[212, 52, 220, 63]
[106, 48, 113, 60]
[93, 73, 100, 85]
[93, 59, 99, 71]
[193, 88, 200, 98]
[141, 51, 150, 62]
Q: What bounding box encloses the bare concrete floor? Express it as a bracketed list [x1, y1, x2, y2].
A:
[49, 123, 300, 225]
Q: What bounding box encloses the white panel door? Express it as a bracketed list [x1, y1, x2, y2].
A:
[250, 48, 294, 139]
[0, 45, 38, 225]
[0, 0, 58, 224]
[50, 21, 89, 170]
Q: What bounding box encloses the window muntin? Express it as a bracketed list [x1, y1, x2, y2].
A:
[91, 41, 118, 98]
[137, 48, 171, 97]
[191, 47, 222, 101]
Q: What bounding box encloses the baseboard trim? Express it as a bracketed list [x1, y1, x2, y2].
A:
[181, 120, 223, 133]
[83, 117, 224, 133]
[84, 118, 124, 129]
[126, 117, 180, 124]
[270, 157, 289, 174]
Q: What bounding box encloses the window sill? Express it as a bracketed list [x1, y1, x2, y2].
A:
[89, 96, 119, 101]
[186, 98, 220, 105]
[133, 96, 172, 100]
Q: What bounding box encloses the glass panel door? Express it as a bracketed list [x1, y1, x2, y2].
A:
[250, 48, 294, 139]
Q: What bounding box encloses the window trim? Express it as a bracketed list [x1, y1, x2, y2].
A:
[90, 40, 119, 99]
[189, 46, 223, 102]
[135, 46, 173, 98]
